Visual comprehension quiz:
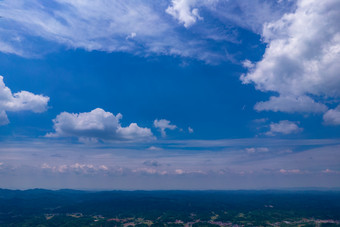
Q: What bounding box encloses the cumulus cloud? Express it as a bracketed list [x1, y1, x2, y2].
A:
[153, 119, 177, 137]
[166, 0, 203, 28]
[0, 76, 49, 125]
[46, 108, 154, 142]
[266, 120, 303, 136]
[242, 0, 340, 113]
[323, 105, 340, 125]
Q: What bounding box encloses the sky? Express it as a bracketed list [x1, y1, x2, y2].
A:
[0, 0, 339, 190]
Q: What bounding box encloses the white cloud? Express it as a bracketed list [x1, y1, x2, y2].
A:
[279, 169, 301, 174]
[266, 120, 303, 136]
[242, 0, 340, 113]
[0, 111, 9, 126]
[0, 0, 231, 63]
[245, 147, 269, 153]
[166, 0, 203, 28]
[147, 146, 163, 151]
[0, 40, 25, 56]
[0, 1, 166, 54]
[0, 75, 49, 125]
[46, 108, 154, 142]
[153, 119, 177, 137]
[322, 169, 340, 174]
[209, 0, 295, 34]
[126, 32, 136, 40]
[166, 0, 292, 31]
[0, 0, 295, 64]
[175, 169, 185, 175]
[132, 168, 157, 174]
[323, 105, 340, 125]
[117, 123, 154, 140]
[41, 162, 109, 174]
[188, 126, 194, 133]
[254, 95, 328, 113]
[242, 59, 255, 69]
[173, 169, 206, 175]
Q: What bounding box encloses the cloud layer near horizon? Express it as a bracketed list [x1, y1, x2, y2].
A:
[0, 138, 339, 189]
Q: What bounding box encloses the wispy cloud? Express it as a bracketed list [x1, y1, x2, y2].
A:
[0, 0, 293, 63]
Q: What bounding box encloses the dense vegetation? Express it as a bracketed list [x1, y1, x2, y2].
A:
[0, 189, 339, 226]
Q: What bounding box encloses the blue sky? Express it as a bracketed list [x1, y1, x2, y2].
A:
[0, 0, 339, 189]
